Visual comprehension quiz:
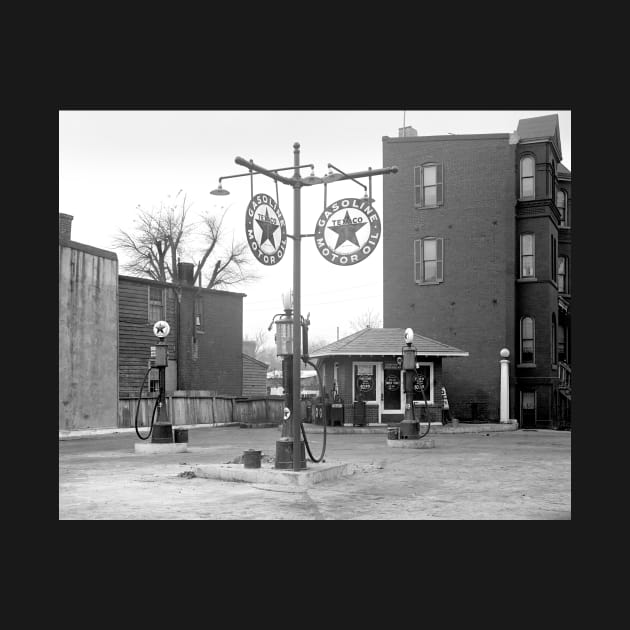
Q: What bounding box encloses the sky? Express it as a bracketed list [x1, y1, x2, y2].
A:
[59, 109, 571, 348]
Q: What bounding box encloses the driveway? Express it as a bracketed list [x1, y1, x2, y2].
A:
[58, 426, 571, 519]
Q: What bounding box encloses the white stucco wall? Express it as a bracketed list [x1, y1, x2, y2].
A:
[59, 244, 118, 430]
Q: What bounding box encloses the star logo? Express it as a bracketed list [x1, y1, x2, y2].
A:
[313, 197, 382, 267]
[255, 208, 279, 248]
[153, 320, 170, 338]
[328, 210, 366, 249]
[245, 193, 287, 266]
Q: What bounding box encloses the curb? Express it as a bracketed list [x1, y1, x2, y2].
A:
[59, 422, 240, 440]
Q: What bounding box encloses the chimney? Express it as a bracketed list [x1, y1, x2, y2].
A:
[398, 126, 418, 138]
[59, 213, 73, 241]
[177, 261, 195, 286]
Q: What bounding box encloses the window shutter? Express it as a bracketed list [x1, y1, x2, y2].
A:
[414, 166, 422, 206]
[436, 164, 443, 205]
[414, 239, 422, 282]
[436, 237, 443, 282]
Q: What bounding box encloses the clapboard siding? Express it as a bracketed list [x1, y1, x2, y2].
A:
[118, 277, 179, 397]
[242, 353, 268, 397]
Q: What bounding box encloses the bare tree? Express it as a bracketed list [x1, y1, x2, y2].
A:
[255, 344, 282, 371]
[191, 206, 260, 289]
[350, 308, 382, 331]
[112, 190, 192, 282]
[243, 328, 270, 358]
[112, 192, 258, 289]
[308, 335, 332, 353]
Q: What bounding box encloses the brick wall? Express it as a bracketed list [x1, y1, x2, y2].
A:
[177, 286, 244, 396]
[59, 213, 73, 241]
[382, 134, 516, 421]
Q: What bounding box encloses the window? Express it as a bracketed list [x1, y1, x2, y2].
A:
[558, 256, 568, 293]
[148, 286, 165, 323]
[551, 313, 557, 365]
[353, 363, 378, 403]
[414, 237, 444, 283]
[558, 324, 567, 363]
[412, 362, 434, 405]
[414, 163, 443, 208]
[520, 156, 535, 199]
[520, 317, 535, 364]
[556, 189, 567, 226]
[551, 235, 557, 281]
[520, 233, 535, 278]
[194, 297, 204, 331]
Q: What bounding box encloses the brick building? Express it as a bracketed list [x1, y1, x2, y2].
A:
[118, 262, 246, 399]
[382, 114, 571, 428]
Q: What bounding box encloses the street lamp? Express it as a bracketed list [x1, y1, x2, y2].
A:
[213, 142, 398, 471]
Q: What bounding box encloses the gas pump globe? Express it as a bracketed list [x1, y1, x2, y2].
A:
[271, 289, 294, 357]
[275, 318, 293, 356]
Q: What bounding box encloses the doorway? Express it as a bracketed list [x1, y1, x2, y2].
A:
[521, 390, 536, 429]
[352, 362, 382, 423]
[383, 367, 404, 417]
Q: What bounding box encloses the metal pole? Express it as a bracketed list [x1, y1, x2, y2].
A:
[292, 142, 302, 472]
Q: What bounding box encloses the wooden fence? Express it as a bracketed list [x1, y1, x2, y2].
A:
[118, 392, 284, 428]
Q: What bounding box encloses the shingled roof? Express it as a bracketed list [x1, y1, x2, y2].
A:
[557, 162, 571, 179]
[516, 114, 562, 160]
[310, 328, 468, 358]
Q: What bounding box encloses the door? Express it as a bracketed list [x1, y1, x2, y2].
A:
[352, 362, 382, 423]
[521, 391, 536, 428]
[383, 367, 404, 418]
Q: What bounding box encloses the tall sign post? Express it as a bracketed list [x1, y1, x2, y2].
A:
[212, 143, 398, 471]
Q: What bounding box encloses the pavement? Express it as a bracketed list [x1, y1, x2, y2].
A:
[58, 424, 571, 520]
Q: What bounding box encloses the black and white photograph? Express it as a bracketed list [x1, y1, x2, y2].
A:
[58, 109, 571, 520]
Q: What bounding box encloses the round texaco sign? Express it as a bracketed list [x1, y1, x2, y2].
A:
[245, 193, 287, 266]
[153, 320, 170, 338]
[314, 197, 381, 265]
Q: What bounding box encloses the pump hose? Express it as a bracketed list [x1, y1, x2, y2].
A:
[134, 366, 160, 440]
[410, 368, 432, 439]
[299, 359, 327, 463]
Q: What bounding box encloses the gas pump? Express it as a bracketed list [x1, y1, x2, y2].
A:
[396, 327, 432, 440]
[268, 295, 326, 467]
[134, 320, 174, 443]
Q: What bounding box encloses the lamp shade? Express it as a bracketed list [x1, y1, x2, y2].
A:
[210, 182, 230, 196]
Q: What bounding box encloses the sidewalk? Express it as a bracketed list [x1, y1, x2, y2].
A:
[59, 425, 570, 520]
